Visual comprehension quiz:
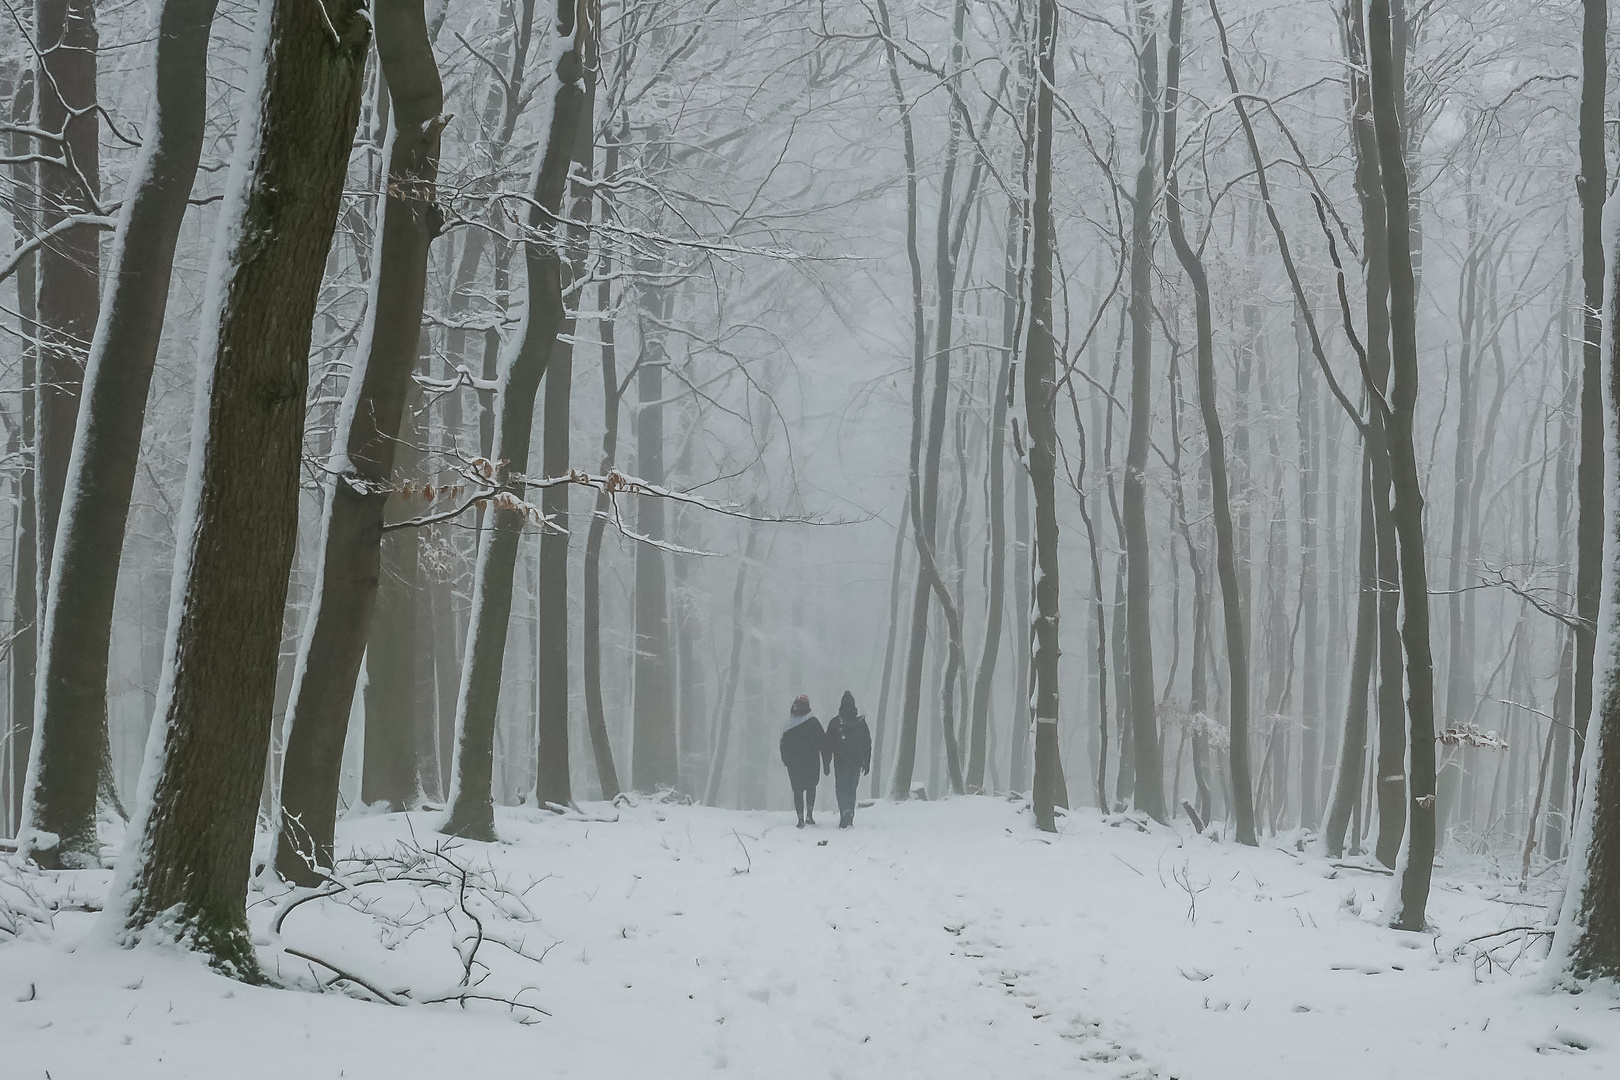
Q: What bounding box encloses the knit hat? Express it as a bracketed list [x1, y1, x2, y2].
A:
[839, 691, 858, 720]
[791, 694, 811, 717]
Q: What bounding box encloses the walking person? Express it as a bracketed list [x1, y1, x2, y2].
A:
[780, 694, 829, 827]
[826, 691, 872, 828]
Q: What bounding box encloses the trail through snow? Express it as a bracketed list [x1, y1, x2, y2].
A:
[4, 797, 1619, 1078]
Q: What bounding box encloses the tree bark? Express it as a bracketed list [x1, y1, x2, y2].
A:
[1325, 460, 1377, 856]
[535, 65, 595, 809]
[1122, 0, 1166, 824]
[443, 0, 593, 839]
[1369, 0, 1438, 932]
[1573, 0, 1606, 792]
[1164, 0, 1255, 843]
[1025, 0, 1064, 833]
[110, 0, 371, 978]
[21, 0, 218, 868]
[273, 0, 444, 882]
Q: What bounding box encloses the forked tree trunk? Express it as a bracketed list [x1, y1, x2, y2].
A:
[109, 0, 371, 978]
[273, 0, 445, 882]
[443, 0, 593, 839]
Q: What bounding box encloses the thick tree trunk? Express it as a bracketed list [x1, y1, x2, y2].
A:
[1123, 1, 1165, 824]
[443, 0, 593, 840]
[109, 0, 371, 978]
[1369, 0, 1438, 932]
[1025, 0, 1064, 833]
[33, 0, 99, 595]
[1573, 0, 1606, 792]
[1164, 0, 1254, 843]
[273, 0, 444, 882]
[22, 0, 218, 868]
[535, 72, 595, 809]
[361, 371, 426, 813]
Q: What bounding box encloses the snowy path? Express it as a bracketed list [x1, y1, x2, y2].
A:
[5, 797, 1620, 1079]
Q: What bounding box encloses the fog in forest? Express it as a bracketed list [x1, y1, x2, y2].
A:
[7, 0, 1620, 1075]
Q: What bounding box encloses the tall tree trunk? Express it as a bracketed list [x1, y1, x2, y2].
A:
[1010, 459, 1032, 791]
[703, 510, 760, 807]
[33, 0, 99, 594]
[6, 72, 38, 838]
[581, 130, 622, 802]
[535, 68, 595, 809]
[1573, 0, 1606, 792]
[631, 280, 676, 791]
[361, 370, 425, 813]
[274, 0, 445, 882]
[1296, 303, 1321, 830]
[871, 495, 908, 797]
[1025, 0, 1064, 833]
[1123, 0, 1165, 824]
[1163, 0, 1254, 843]
[443, 0, 593, 840]
[21, 0, 218, 868]
[109, 0, 371, 978]
[1369, 0, 1438, 932]
[1325, 460, 1377, 857]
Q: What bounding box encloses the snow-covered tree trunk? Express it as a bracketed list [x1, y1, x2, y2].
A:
[109, 0, 371, 978]
[443, 0, 593, 840]
[273, 0, 446, 884]
[21, 0, 219, 870]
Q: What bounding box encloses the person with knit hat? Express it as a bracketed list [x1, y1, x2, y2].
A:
[779, 694, 829, 827]
[825, 691, 872, 828]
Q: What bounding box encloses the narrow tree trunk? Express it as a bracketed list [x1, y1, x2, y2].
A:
[6, 72, 38, 837]
[703, 510, 760, 807]
[631, 280, 676, 791]
[1296, 304, 1321, 829]
[109, 0, 371, 977]
[1164, 0, 1255, 843]
[1325, 459, 1377, 857]
[273, 0, 444, 881]
[1010, 458, 1032, 791]
[871, 495, 909, 797]
[443, 0, 593, 839]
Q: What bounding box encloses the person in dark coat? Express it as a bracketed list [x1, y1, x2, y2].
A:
[825, 691, 872, 828]
[780, 694, 829, 827]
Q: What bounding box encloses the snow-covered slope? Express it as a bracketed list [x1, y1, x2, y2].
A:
[4, 797, 1617, 1078]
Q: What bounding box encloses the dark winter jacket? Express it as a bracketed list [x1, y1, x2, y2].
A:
[826, 714, 872, 776]
[780, 715, 830, 789]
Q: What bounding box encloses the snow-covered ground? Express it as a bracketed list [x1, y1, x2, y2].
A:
[4, 796, 1618, 1079]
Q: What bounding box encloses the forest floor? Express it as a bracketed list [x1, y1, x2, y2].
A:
[3, 795, 1619, 1079]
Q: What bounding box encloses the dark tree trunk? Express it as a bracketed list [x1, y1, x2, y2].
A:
[535, 68, 595, 809]
[1010, 456, 1031, 792]
[23, 0, 218, 868]
[1369, 0, 1438, 932]
[443, 0, 593, 840]
[1573, 0, 1606, 792]
[1025, 0, 1064, 833]
[1164, 0, 1255, 843]
[111, 0, 371, 978]
[33, 0, 99, 593]
[1123, 1, 1165, 824]
[1325, 460, 1377, 857]
[273, 0, 444, 882]
[361, 370, 426, 813]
